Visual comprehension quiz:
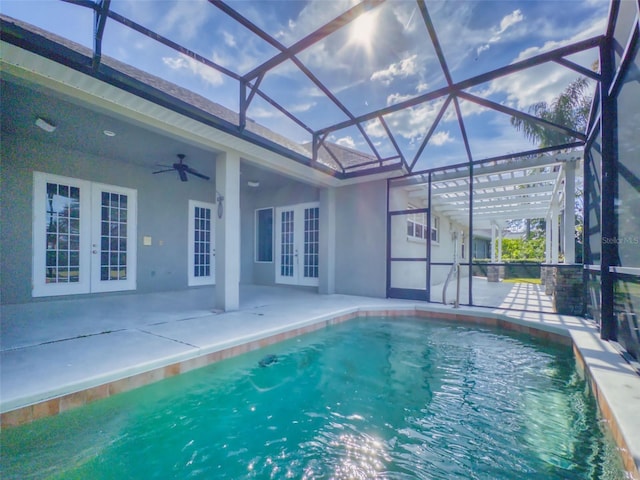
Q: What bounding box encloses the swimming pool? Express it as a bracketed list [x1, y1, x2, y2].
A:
[1, 317, 625, 479]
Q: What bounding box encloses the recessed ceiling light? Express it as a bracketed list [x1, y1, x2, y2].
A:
[35, 117, 56, 133]
[103, 130, 116, 137]
[247, 180, 260, 188]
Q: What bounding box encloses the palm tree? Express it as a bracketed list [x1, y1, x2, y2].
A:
[510, 77, 592, 147]
[510, 77, 593, 258]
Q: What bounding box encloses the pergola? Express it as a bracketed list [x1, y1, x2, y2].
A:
[401, 151, 582, 263]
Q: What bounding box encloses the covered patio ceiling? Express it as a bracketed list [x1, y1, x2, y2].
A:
[0, 0, 606, 179]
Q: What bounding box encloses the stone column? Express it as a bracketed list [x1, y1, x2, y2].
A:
[553, 265, 584, 315]
[215, 150, 240, 311]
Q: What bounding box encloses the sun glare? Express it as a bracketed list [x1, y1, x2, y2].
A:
[349, 10, 378, 52]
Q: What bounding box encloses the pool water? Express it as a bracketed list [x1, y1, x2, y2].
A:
[1, 317, 626, 479]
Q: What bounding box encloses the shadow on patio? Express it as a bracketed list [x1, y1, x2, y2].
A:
[429, 276, 554, 313]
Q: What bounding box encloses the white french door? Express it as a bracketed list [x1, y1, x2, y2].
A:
[32, 172, 137, 297]
[188, 200, 215, 286]
[275, 202, 319, 286]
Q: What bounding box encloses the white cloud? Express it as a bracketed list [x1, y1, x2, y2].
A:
[486, 17, 604, 110]
[363, 119, 386, 138]
[386, 92, 415, 106]
[247, 107, 274, 119]
[247, 106, 276, 119]
[300, 86, 325, 98]
[364, 98, 449, 143]
[456, 97, 489, 118]
[158, 0, 210, 42]
[476, 9, 524, 57]
[431, 131, 453, 146]
[498, 9, 524, 36]
[335, 136, 356, 149]
[416, 82, 429, 93]
[279, 1, 352, 46]
[222, 31, 236, 48]
[288, 102, 317, 113]
[371, 55, 419, 85]
[203, 47, 262, 78]
[476, 44, 491, 56]
[162, 53, 224, 86]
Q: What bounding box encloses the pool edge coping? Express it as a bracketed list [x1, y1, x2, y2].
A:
[1, 304, 638, 479]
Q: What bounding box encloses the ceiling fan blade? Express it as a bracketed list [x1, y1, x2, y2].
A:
[153, 168, 174, 174]
[185, 167, 210, 181]
[178, 169, 188, 182]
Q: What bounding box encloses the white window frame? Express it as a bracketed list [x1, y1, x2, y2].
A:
[407, 205, 427, 242]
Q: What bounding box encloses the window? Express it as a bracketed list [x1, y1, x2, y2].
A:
[431, 216, 440, 243]
[255, 207, 273, 262]
[407, 205, 427, 240]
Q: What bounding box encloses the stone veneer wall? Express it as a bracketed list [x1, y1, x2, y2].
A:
[487, 265, 504, 282]
[540, 265, 556, 295]
[553, 265, 585, 316]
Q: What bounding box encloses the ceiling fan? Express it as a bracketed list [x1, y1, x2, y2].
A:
[153, 154, 210, 182]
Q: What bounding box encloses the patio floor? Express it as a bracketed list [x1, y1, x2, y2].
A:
[430, 276, 554, 312]
[1, 284, 638, 477]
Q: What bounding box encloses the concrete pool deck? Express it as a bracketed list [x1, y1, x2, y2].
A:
[1, 285, 638, 478]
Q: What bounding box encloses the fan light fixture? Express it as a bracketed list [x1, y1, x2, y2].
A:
[152, 154, 210, 182]
[35, 117, 56, 133]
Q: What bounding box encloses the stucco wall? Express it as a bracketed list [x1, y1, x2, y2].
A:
[241, 181, 319, 286]
[334, 180, 387, 298]
[0, 134, 215, 304]
[387, 184, 469, 289]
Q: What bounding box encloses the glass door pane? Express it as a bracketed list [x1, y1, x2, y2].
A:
[302, 206, 319, 282]
[276, 207, 296, 284]
[188, 200, 215, 286]
[275, 203, 320, 286]
[91, 183, 137, 293]
[33, 172, 91, 297]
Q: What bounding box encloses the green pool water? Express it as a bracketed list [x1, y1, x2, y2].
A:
[1, 317, 626, 479]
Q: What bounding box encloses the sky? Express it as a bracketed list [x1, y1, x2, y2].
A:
[1, 0, 610, 171]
